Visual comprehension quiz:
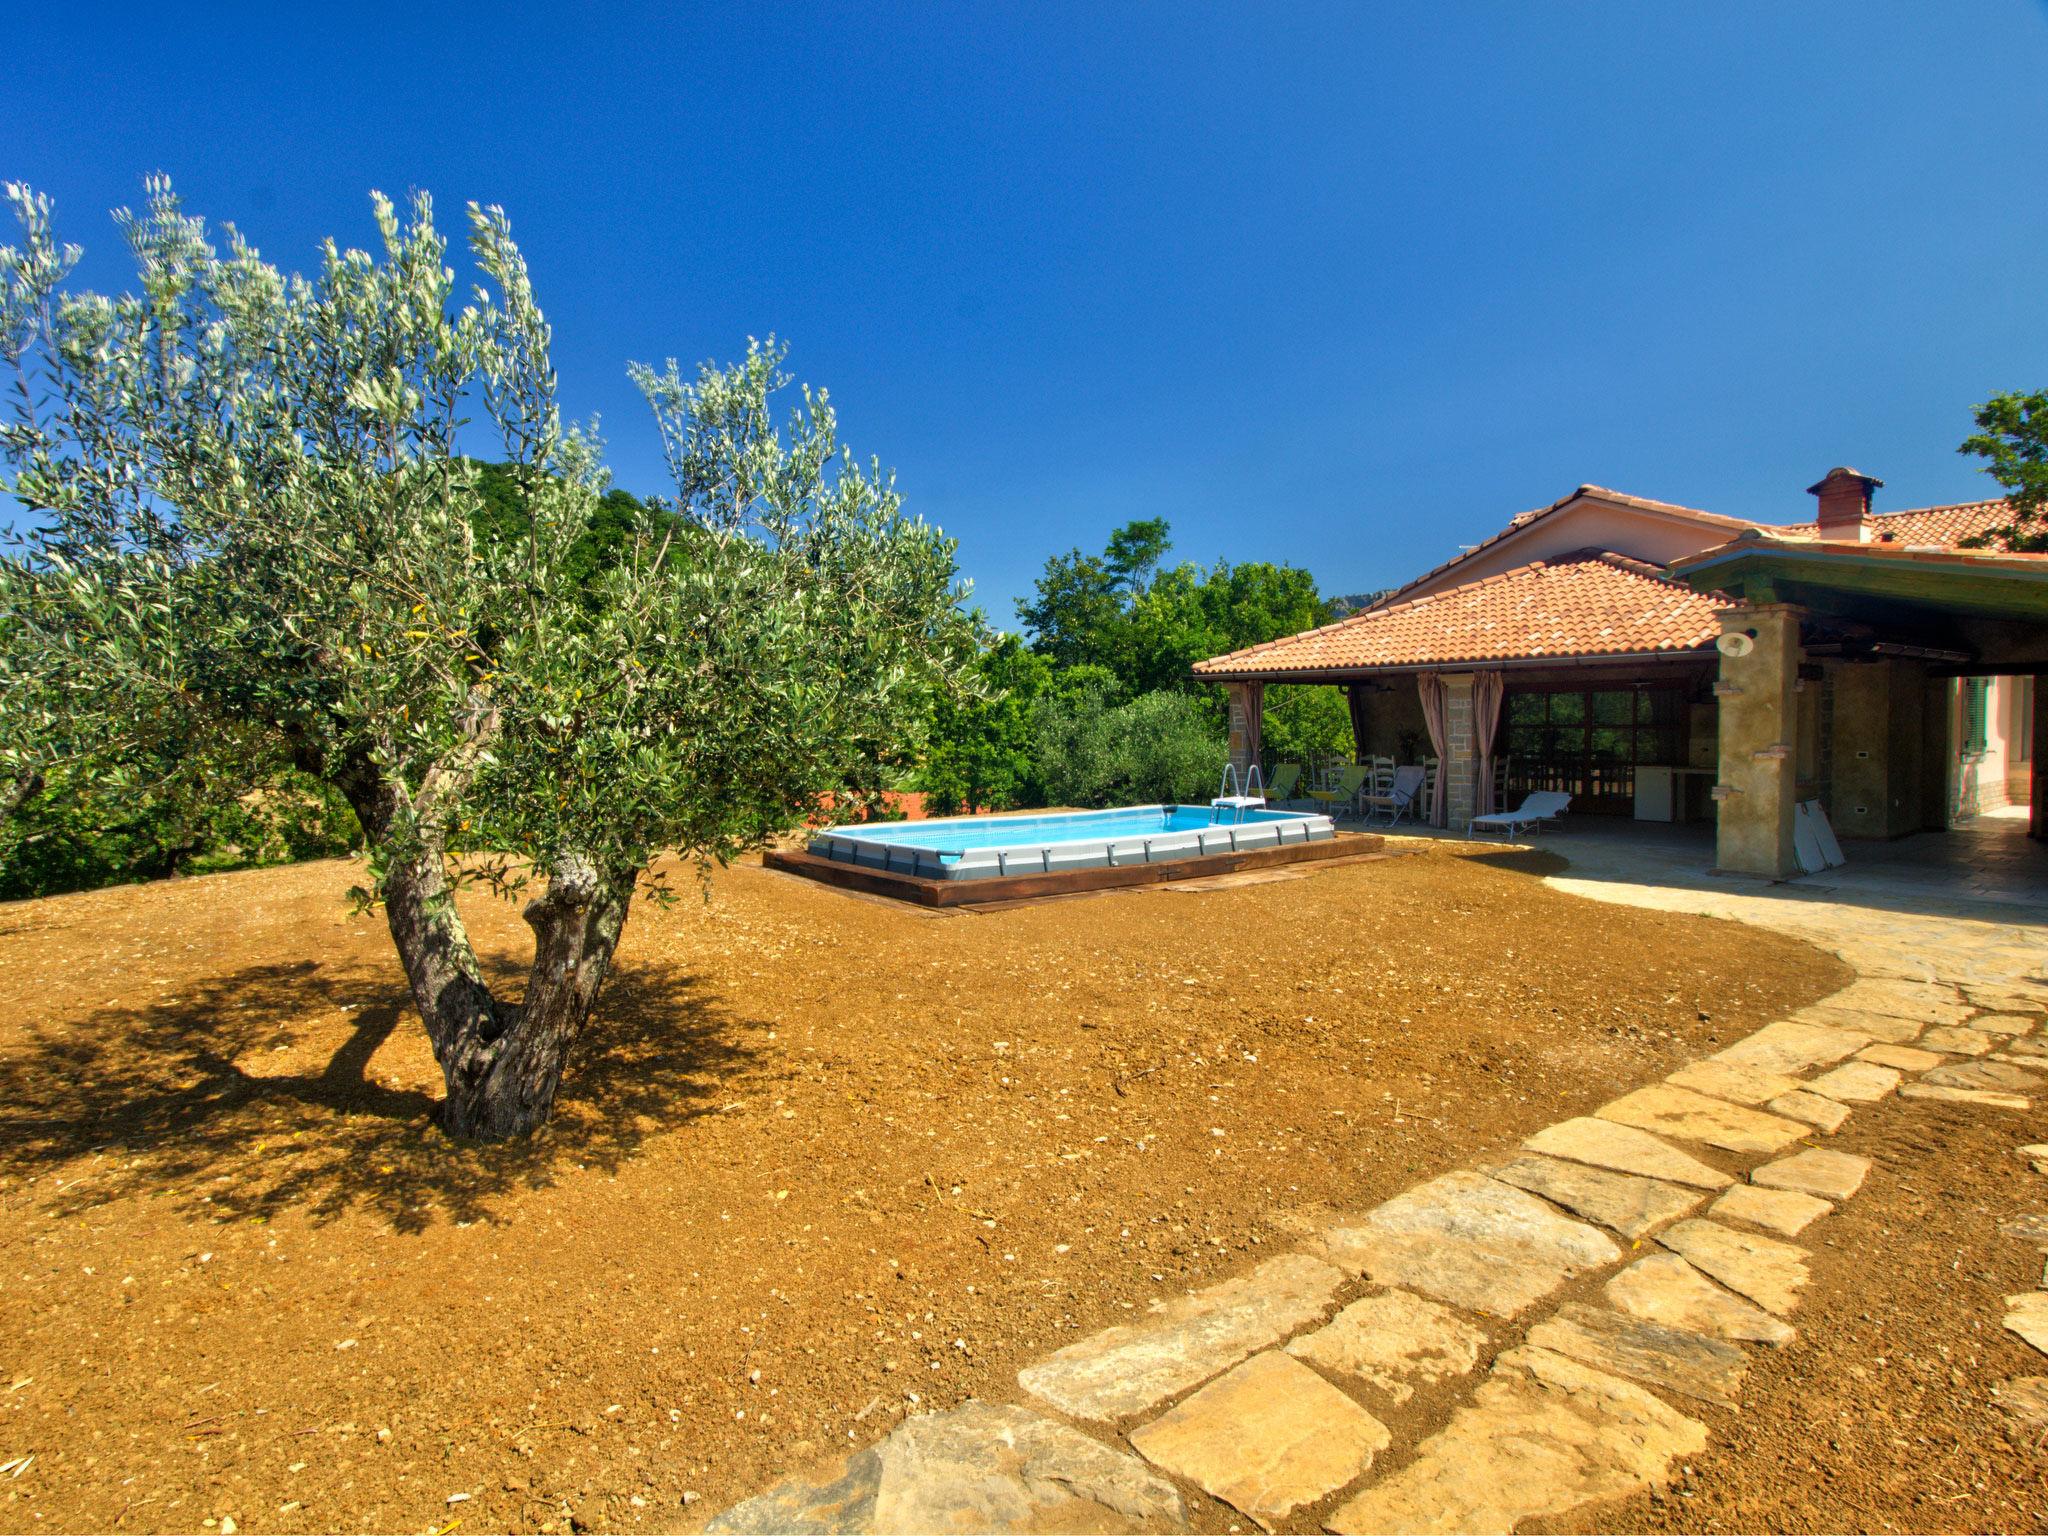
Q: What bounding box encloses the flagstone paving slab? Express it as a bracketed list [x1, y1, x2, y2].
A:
[1898, 1082, 2032, 1111]
[1128, 1350, 1387, 1531]
[1596, 1084, 1811, 1156]
[1967, 986, 2048, 1013]
[1522, 1118, 1735, 1190]
[1855, 1043, 1946, 1072]
[1828, 978, 1971, 1025]
[1658, 1218, 1810, 1316]
[1999, 1212, 2048, 1247]
[1664, 1058, 1804, 1107]
[1993, 1376, 2048, 1430]
[1604, 1253, 1796, 1346]
[1789, 1005, 1926, 1044]
[1486, 1153, 1706, 1240]
[1284, 1288, 1487, 1404]
[2018, 1144, 2048, 1175]
[1316, 1172, 1620, 1318]
[1969, 1013, 2035, 1036]
[704, 1400, 1185, 1534]
[1922, 1059, 2044, 1094]
[1016, 1252, 1344, 1423]
[2005, 1293, 2048, 1358]
[1712, 1019, 1871, 1075]
[1524, 1301, 1750, 1409]
[1709, 1183, 1832, 1236]
[1920, 1026, 1997, 1057]
[1752, 1148, 1872, 1201]
[1324, 1346, 1708, 1536]
[1765, 1090, 1852, 1134]
[2004, 1038, 2048, 1060]
[1804, 1061, 1902, 1103]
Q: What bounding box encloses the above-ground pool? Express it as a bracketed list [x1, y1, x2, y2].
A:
[808, 803, 1336, 881]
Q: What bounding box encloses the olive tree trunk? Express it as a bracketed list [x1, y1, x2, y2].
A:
[336, 754, 637, 1141]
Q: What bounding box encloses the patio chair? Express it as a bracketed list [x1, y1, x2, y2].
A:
[1306, 764, 1369, 820]
[1266, 762, 1303, 806]
[1468, 790, 1573, 839]
[1361, 764, 1426, 826]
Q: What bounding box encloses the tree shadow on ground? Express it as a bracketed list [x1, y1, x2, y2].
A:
[0, 956, 764, 1233]
[1437, 844, 1571, 879]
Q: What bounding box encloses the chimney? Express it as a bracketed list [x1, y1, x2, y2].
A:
[1806, 466, 1883, 543]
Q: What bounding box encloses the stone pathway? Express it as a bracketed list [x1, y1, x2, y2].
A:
[710, 851, 2048, 1534]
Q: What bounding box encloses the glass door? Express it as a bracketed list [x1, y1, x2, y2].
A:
[1503, 686, 1685, 813]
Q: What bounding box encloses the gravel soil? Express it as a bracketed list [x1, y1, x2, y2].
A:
[1536, 1088, 2048, 1536]
[0, 840, 1846, 1533]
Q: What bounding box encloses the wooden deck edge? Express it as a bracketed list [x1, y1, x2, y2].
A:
[762, 831, 1387, 908]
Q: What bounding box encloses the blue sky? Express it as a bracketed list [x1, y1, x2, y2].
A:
[7, 2, 2046, 621]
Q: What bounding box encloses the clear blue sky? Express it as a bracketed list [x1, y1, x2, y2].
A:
[7, 2, 2046, 621]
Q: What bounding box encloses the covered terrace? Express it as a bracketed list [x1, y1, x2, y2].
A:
[1198, 495, 2048, 887]
[1669, 521, 2048, 877]
[1193, 549, 1726, 832]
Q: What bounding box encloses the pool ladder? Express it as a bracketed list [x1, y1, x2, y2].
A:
[1211, 763, 1266, 825]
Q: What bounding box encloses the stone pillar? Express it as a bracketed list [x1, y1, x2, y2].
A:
[2031, 674, 2048, 841]
[1442, 673, 1479, 831]
[1713, 604, 1803, 878]
[1225, 681, 1261, 784]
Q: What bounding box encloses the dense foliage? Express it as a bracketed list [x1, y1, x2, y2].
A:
[0, 749, 359, 902]
[1960, 387, 2048, 551]
[0, 457, 657, 901]
[919, 519, 1353, 811]
[1033, 681, 1224, 807]
[0, 179, 965, 1138]
[918, 633, 1051, 815]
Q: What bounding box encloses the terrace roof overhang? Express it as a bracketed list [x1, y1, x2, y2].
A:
[1668, 534, 2048, 675]
[1191, 648, 1718, 687]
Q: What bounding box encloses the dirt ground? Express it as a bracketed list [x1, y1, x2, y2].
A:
[0, 841, 1850, 1534]
[1536, 1091, 2048, 1536]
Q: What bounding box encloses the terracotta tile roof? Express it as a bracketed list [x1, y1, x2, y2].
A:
[1776, 499, 2017, 549]
[1194, 550, 1722, 678]
[1368, 485, 1760, 612]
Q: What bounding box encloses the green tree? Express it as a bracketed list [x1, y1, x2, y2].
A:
[1033, 687, 1223, 807]
[1959, 388, 2048, 551]
[1019, 519, 1328, 695]
[1016, 546, 1125, 671]
[918, 630, 1051, 814]
[0, 180, 963, 1140]
[1260, 684, 1354, 766]
[1123, 558, 1326, 695]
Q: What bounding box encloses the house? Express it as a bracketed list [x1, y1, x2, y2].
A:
[1193, 471, 2048, 878]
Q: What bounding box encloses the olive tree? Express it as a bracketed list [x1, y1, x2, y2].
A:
[0, 180, 964, 1139]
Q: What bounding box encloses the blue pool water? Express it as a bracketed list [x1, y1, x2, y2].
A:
[844, 804, 1294, 851]
[810, 803, 1335, 879]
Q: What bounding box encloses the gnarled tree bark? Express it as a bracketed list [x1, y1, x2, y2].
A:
[333, 739, 637, 1141]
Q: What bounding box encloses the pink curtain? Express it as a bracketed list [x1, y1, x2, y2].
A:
[1473, 670, 1506, 816]
[1416, 672, 1448, 826]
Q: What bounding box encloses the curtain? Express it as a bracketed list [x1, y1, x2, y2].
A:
[1417, 671, 1448, 826]
[1345, 683, 1371, 765]
[1473, 670, 1506, 817]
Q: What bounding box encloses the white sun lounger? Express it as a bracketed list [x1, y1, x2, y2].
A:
[1468, 790, 1572, 839]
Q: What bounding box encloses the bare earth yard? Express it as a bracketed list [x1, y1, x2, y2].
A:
[0, 843, 1853, 1533]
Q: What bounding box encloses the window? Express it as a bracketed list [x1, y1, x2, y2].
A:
[1962, 678, 1990, 757]
[1503, 685, 1688, 812]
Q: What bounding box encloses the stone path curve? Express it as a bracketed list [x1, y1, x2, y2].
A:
[710, 858, 2048, 1534]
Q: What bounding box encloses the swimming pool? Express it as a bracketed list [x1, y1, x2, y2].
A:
[807, 804, 1336, 881]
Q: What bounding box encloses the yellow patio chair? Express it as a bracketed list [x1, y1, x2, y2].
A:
[1306, 764, 1369, 820]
